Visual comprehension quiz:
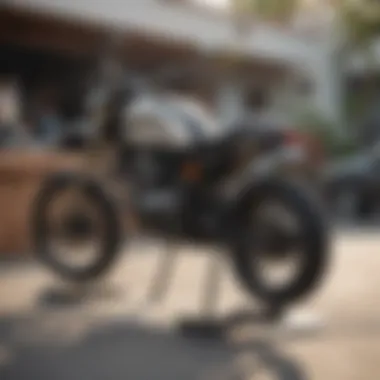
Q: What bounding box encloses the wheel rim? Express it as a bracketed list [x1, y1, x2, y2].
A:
[42, 185, 106, 271]
[249, 200, 305, 292]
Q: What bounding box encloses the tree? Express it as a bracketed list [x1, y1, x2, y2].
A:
[220, 0, 301, 70]
[230, 0, 300, 23]
[333, 1, 380, 128]
[230, 0, 380, 106]
[230, 0, 380, 48]
[338, 0, 380, 51]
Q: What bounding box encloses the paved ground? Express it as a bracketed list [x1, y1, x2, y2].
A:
[1, 229, 380, 380]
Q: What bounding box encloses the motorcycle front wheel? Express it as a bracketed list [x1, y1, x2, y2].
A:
[32, 172, 121, 282]
[232, 180, 329, 306]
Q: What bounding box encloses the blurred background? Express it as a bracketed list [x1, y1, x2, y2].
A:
[1, 1, 380, 379]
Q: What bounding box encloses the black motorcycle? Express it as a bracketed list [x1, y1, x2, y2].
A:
[32, 73, 329, 307]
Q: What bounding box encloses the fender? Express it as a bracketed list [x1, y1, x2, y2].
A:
[38, 171, 97, 192]
[222, 145, 307, 200]
[221, 175, 306, 242]
[234, 176, 298, 214]
[36, 171, 118, 208]
[223, 175, 328, 248]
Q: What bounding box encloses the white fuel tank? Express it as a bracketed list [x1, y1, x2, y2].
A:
[123, 93, 221, 149]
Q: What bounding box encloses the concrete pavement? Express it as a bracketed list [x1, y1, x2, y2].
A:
[1, 231, 380, 379]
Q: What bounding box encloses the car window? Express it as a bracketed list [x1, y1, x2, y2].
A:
[369, 154, 380, 173]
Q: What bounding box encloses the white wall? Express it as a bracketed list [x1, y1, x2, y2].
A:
[307, 28, 345, 126]
[346, 39, 380, 75]
[5, 0, 339, 123]
[6, 0, 316, 65]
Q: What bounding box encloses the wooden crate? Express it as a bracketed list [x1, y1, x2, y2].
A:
[0, 150, 83, 254]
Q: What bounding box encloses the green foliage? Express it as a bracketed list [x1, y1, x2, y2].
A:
[228, 0, 380, 158]
[231, 0, 380, 47]
[345, 82, 376, 122]
[231, 0, 300, 22]
[293, 109, 358, 158]
[339, 0, 380, 49]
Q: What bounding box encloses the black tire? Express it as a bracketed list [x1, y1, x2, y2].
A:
[232, 179, 329, 306]
[32, 172, 122, 282]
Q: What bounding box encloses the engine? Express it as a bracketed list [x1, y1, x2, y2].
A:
[120, 92, 226, 237]
[122, 146, 184, 233]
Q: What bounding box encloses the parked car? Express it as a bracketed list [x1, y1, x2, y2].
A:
[324, 143, 380, 220]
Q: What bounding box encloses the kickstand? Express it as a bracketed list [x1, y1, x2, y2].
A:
[146, 240, 178, 304]
[177, 254, 224, 340]
[262, 302, 287, 324]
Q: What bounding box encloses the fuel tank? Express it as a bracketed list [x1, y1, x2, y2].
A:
[122, 93, 221, 149]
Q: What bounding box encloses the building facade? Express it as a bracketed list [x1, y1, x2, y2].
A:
[0, 0, 340, 126]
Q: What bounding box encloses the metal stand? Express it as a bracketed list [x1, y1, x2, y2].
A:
[262, 302, 286, 323]
[178, 251, 290, 340]
[177, 253, 224, 340]
[146, 240, 178, 303]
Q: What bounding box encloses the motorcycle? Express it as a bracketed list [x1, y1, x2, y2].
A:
[32, 73, 329, 307]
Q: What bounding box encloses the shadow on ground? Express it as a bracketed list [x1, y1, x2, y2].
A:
[0, 247, 309, 380]
[0, 308, 307, 380]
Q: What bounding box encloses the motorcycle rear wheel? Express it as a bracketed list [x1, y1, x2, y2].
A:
[32, 172, 121, 282]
